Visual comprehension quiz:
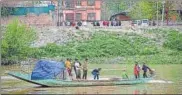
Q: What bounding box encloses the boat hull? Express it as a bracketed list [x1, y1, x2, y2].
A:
[8, 72, 152, 87]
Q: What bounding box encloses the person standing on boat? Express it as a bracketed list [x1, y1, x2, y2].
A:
[137, 63, 141, 78]
[122, 66, 129, 79]
[92, 68, 102, 80]
[82, 58, 88, 80]
[134, 63, 139, 79]
[142, 63, 150, 78]
[74, 59, 82, 79]
[65, 58, 72, 77]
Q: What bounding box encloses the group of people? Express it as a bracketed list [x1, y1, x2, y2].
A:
[134, 62, 154, 79]
[64, 58, 154, 80]
[64, 58, 101, 80]
[63, 20, 122, 27]
[92, 20, 121, 26]
[64, 21, 87, 27]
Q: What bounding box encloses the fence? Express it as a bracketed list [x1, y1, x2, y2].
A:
[11, 5, 55, 15]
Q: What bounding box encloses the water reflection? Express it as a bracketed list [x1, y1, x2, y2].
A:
[27, 85, 150, 94]
[133, 89, 147, 95]
[133, 85, 148, 94]
[1, 83, 180, 94]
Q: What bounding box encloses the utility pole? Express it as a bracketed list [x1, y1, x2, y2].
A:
[118, 3, 120, 13]
[74, 0, 75, 22]
[166, 7, 169, 26]
[57, 0, 64, 26]
[57, 0, 60, 26]
[162, 1, 165, 26]
[0, 0, 2, 68]
[157, 0, 159, 26]
[61, 0, 64, 26]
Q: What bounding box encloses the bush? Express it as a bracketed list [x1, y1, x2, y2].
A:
[30, 28, 181, 64]
[164, 30, 182, 51]
[1, 6, 16, 17]
[35, 32, 159, 59]
[1, 19, 36, 65]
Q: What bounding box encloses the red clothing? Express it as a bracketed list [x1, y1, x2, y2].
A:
[67, 68, 72, 76]
[71, 22, 76, 27]
[103, 21, 107, 26]
[134, 65, 139, 75]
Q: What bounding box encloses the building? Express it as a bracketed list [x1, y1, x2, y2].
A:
[163, 0, 182, 24]
[57, 0, 101, 22]
[1, 1, 55, 26]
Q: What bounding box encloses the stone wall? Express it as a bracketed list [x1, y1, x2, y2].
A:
[1, 13, 54, 26]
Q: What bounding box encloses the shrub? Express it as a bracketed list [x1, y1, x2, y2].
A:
[164, 30, 182, 51]
[36, 32, 159, 59]
[1, 19, 36, 65]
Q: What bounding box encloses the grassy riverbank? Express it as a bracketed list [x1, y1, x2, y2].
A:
[2, 23, 182, 65]
[30, 28, 182, 64]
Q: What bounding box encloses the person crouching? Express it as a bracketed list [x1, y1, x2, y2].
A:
[92, 68, 102, 80]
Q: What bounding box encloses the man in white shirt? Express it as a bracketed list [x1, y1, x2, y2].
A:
[74, 59, 81, 79]
[83, 20, 87, 26]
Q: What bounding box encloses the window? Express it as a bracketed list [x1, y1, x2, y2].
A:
[76, 0, 82, 6]
[66, 13, 74, 21]
[76, 13, 82, 21]
[65, 0, 74, 8]
[87, 0, 95, 6]
[87, 13, 96, 21]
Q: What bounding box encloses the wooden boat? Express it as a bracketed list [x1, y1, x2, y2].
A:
[8, 72, 153, 87]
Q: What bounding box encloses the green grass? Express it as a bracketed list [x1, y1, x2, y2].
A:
[32, 31, 159, 59]
[26, 28, 182, 64]
[164, 30, 182, 51]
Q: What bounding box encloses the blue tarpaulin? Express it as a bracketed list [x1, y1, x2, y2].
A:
[31, 60, 65, 80]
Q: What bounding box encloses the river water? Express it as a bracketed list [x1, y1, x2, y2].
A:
[1, 64, 182, 94]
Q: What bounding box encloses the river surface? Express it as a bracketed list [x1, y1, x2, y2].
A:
[1, 64, 182, 94]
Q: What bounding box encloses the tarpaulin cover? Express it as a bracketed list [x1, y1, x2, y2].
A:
[31, 60, 65, 80]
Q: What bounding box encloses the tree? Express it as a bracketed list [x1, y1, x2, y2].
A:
[128, 0, 157, 20]
[119, 0, 135, 12]
[101, 0, 120, 20]
[164, 1, 181, 25]
[128, 0, 180, 23]
[1, 3, 16, 17]
[101, 0, 134, 20]
[2, 19, 36, 65]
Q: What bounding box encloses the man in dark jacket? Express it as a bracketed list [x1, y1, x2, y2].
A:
[142, 63, 150, 78]
[92, 68, 101, 80]
[77, 21, 82, 26]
